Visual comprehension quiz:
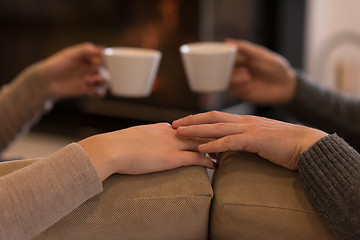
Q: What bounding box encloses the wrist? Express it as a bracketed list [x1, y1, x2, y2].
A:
[78, 137, 117, 182]
[300, 128, 329, 154]
[15, 62, 54, 105]
[32, 60, 59, 99]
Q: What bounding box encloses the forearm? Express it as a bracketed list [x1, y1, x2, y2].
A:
[0, 62, 53, 152]
[0, 143, 103, 240]
[283, 71, 360, 150]
[299, 134, 360, 239]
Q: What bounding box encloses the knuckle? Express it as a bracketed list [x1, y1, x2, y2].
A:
[154, 122, 172, 131]
[82, 42, 94, 48]
[158, 122, 171, 127]
[209, 110, 221, 117]
[241, 115, 256, 122]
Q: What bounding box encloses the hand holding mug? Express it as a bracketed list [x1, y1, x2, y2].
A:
[226, 39, 298, 105]
[38, 42, 106, 99]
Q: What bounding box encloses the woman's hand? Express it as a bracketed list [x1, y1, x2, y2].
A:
[78, 123, 216, 181]
[173, 111, 328, 170]
[226, 39, 297, 105]
[37, 42, 107, 99]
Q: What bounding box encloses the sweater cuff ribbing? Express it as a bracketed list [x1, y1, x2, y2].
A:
[298, 133, 360, 238]
[299, 134, 360, 207]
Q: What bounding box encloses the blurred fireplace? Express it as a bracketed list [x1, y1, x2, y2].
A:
[0, 0, 305, 135]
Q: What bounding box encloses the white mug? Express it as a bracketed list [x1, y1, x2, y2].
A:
[180, 42, 236, 93]
[102, 47, 161, 97]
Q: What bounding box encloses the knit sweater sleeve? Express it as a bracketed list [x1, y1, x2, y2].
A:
[0, 143, 103, 240]
[0, 62, 53, 153]
[299, 134, 360, 239]
[283, 71, 360, 151]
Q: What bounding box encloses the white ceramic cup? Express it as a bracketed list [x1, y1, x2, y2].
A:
[103, 47, 161, 97]
[180, 42, 236, 93]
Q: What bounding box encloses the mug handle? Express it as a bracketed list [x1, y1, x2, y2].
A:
[98, 65, 111, 82]
[92, 66, 110, 96]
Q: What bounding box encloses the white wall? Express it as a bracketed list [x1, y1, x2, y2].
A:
[305, 0, 360, 94]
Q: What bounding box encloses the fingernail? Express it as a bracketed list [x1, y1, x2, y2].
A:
[177, 126, 187, 133]
[198, 143, 206, 150]
[213, 161, 219, 169]
[172, 120, 179, 128]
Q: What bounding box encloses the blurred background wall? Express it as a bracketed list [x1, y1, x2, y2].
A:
[305, 0, 360, 96]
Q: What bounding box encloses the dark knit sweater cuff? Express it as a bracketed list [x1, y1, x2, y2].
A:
[299, 133, 360, 205]
[298, 133, 360, 238]
[283, 70, 322, 116]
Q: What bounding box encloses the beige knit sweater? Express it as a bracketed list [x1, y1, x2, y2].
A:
[0, 64, 103, 240]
